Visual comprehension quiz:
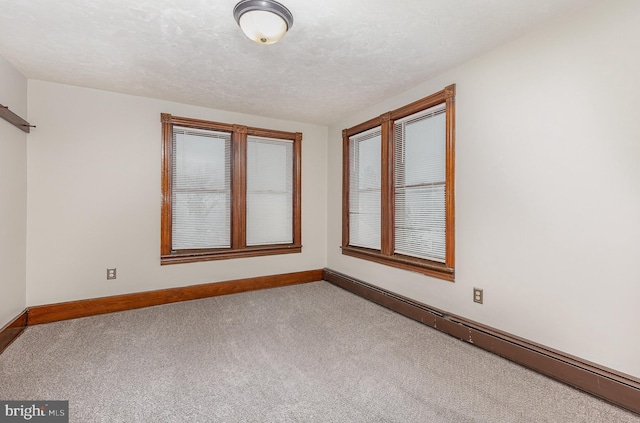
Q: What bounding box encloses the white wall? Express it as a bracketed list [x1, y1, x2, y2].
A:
[0, 54, 27, 327]
[26, 81, 327, 306]
[327, 0, 640, 378]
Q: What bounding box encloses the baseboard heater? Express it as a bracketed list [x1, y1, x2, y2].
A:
[322, 268, 640, 415]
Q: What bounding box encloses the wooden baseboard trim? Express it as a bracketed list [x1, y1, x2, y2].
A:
[0, 310, 28, 354]
[28, 269, 324, 325]
[323, 268, 640, 415]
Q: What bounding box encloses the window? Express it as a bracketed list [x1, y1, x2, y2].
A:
[342, 85, 455, 281]
[349, 127, 382, 250]
[161, 114, 302, 264]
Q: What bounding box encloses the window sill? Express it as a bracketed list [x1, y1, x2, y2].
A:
[161, 244, 302, 265]
[341, 246, 454, 282]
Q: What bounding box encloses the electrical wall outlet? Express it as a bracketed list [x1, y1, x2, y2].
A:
[107, 268, 117, 280]
[473, 287, 483, 304]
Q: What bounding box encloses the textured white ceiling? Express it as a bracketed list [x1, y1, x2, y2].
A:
[0, 0, 595, 125]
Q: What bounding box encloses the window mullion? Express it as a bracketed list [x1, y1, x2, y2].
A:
[232, 125, 247, 249]
[381, 113, 394, 257]
[444, 85, 456, 269]
[293, 132, 303, 246]
[341, 129, 351, 248]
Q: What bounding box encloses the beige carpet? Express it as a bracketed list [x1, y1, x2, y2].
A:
[1, 281, 638, 422]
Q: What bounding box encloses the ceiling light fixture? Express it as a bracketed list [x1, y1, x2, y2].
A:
[233, 0, 294, 45]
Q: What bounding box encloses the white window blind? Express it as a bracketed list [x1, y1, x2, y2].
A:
[246, 136, 293, 246]
[394, 105, 446, 262]
[172, 127, 231, 250]
[349, 127, 382, 250]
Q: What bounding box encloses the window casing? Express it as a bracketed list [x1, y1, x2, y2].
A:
[342, 85, 455, 281]
[161, 114, 302, 265]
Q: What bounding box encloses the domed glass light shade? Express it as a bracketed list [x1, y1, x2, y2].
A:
[233, 0, 294, 45]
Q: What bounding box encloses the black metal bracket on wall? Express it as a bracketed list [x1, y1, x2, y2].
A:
[0, 103, 35, 133]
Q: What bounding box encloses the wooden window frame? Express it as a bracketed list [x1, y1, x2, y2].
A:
[341, 84, 455, 281]
[161, 113, 302, 265]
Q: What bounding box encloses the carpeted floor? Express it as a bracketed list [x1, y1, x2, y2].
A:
[1, 281, 638, 422]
